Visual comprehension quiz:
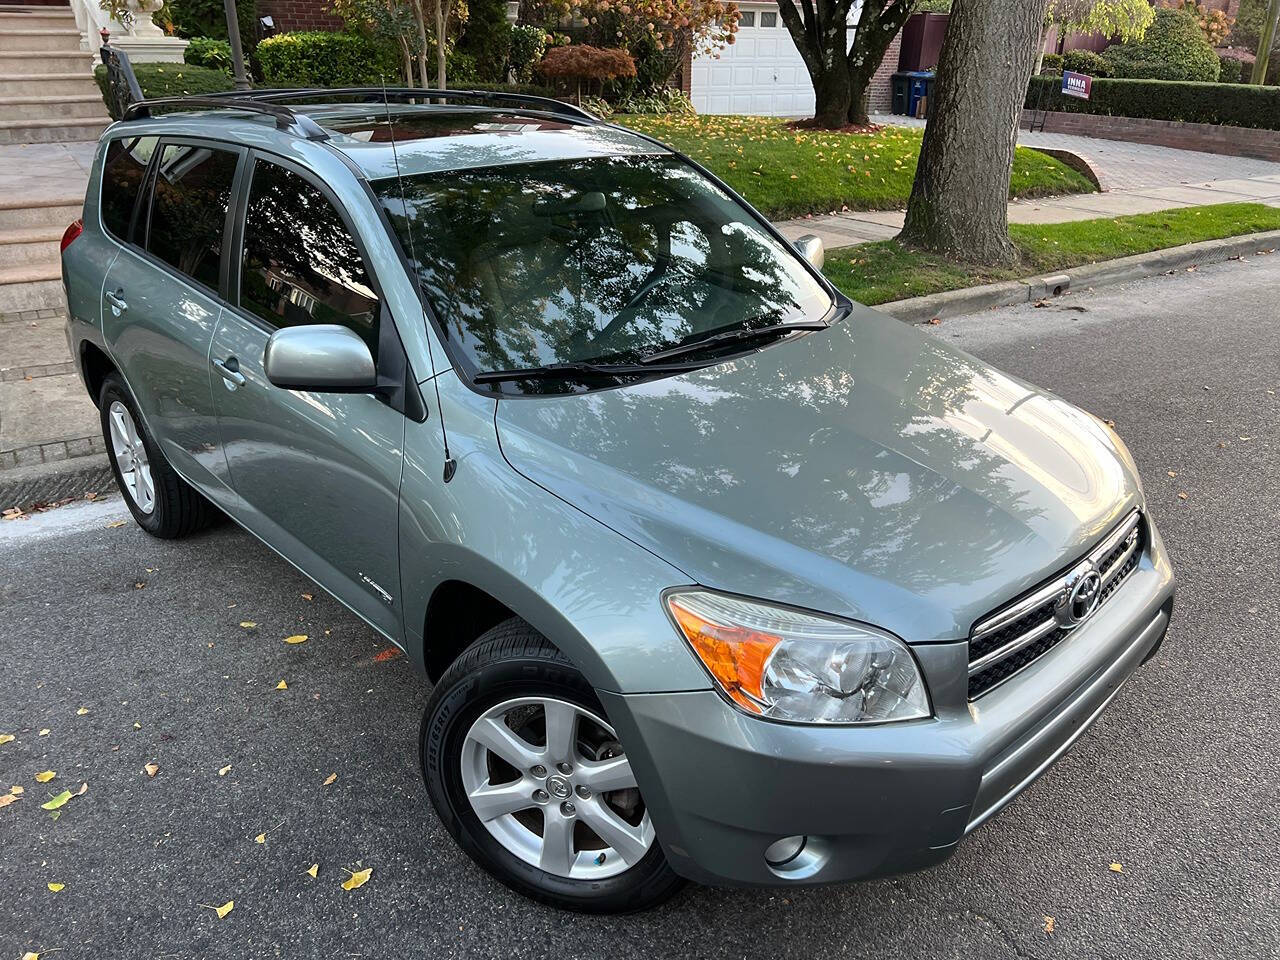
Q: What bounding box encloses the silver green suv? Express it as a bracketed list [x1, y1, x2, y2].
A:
[61, 90, 1175, 913]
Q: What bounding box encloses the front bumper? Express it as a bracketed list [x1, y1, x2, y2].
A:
[601, 518, 1175, 887]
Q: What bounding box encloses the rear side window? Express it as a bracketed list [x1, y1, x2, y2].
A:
[145, 143, 239, 291]
[100, 135, 158, 243]
[239, 159, 380, 356]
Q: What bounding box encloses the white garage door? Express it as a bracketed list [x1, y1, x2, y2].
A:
[691, 3, 814, 117]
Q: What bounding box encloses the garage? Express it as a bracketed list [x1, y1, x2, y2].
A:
[690, 3, 816, 117]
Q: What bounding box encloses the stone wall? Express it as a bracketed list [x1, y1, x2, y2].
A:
[1022, 110, 1280, 162]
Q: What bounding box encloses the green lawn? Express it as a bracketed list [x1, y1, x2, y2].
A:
[822, 203, 1280, 306]
[618, 114, 1095, 220]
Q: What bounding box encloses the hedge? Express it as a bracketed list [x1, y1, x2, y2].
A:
[1026, 74, 1280, 130]
[256, 31, 401, 87]
[94, 62, 234, 117]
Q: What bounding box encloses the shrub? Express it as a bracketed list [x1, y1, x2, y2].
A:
[1026, 74, 1280, 129]
[1102, 8, 1220, 81]
[1217, 51, 1246, 83]
[167, 0, 257, 50]
[1172, 0, 1234, 46]
[94, 62, 233, 118]
[183, 36, 231, 71]
[508, 25, 547, 84]
[1041, 52, 1064, 73]
[255, 31, 400, 87]
[1062, 49, 1109, 77]
[612, 88, 694, 115]
[537, 45, 637, 83]
[458, 0, 511, 82]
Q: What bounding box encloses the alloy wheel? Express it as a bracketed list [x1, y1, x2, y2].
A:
[107, 400, 155, 514]
[459, 696, 655, 880]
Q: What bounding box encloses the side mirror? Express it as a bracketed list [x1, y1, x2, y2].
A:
[263, 324, 377, 393]
[793, 234, 825, 270]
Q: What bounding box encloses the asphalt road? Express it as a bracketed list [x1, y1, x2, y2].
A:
[3, 255, 1278, 959]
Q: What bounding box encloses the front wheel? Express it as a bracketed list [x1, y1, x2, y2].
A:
[420, 619, 684, 913]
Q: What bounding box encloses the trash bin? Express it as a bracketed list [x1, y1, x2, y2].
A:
[891, 70, 935, 116]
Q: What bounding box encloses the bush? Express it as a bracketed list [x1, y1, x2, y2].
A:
[1102, 8, 1220, 81]
[509, 25, 548, 84]
[1026, 74, 1280, 129]
[1062, 49, 1109, 77]
[167, 0, 257, 51]
[1217, 52, 1246, 83]
[458, 0, 511, 83]
[183, 36, 231, 71]
[537, 45, 636, 83]
[256, 31, 400, 87]
[1041, 52, 1063, 73]
[94, 62, 233, 118]
[612, 88, 694, 115]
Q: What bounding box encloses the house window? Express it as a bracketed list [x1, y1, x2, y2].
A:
[739, 10, 755, 26]
[760, 11, 778, 27]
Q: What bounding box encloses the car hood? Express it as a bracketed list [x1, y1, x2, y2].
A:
[494, 306, 1141, 642]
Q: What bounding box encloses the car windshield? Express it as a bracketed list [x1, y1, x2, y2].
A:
[372, 154, 834, 388]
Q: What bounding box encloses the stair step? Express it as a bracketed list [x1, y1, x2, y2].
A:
[0, 226, 62, 267]
[0, 116, 109, 143]
[0, 73, 100, 96]
[0, 262, 61, 284]
[0, 94, 108, 121]
[0, 277, 65, 315]
[0, 28, 84, 52]
[0, 51, 94, 74]
[0, 198, 83, 230]
[0, 12, 76, 28]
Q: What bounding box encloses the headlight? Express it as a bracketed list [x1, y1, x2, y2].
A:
[666, 591, 930, 725]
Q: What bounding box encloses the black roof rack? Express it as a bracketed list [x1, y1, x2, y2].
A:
[120, 86, 599, 140]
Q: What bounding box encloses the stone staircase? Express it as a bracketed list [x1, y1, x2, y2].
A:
[0, 2, 110, 145]
[0, 193, 82, 317]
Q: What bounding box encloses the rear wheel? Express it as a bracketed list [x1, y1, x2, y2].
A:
[99, 374, 216, 539]
[421, 619, 684, 912]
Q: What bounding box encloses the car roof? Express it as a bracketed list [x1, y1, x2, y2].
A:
[106, 102, 670, 182]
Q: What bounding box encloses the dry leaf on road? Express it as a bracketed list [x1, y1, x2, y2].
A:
[10, 786, 23, 795]
[218, 764, 232, 777]
[1043, 916, 1055, 934]
[38, 729, 49, 737]
[35, 771, 55, 783]
[323, 773, 337, 786]
[76, 707, 88, 716]
[0, 734, 14, 746]
[143, 763, 159, 778]
[283, 635, 308, 645]
[201, 900, 235, 919]
[1109, 862, 1124, 873]
[276, 680, 288, 690]
[306, 863, 319, 879]
[0, 794, 18, 809]
[342, 867, 372, 891]
[47, 882, 64, 892]
[239, 621, 257, 629]
[255, 833, 266, 844]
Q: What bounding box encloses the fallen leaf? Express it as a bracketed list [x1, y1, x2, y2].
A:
[275, 680, 288, 690]
[1043, 915, 1055, 934]
[143, 763, 159, 778]
[107, 519, 128, 528]
[255, 833, 266, 844]
[1167, 471, 1177, 478]
[1177, 492, 1189, 500]
[76, 707, 88, 716]
[306, 863, 319, 879]
[35, 771, 55, 783]
[0, 794, 18, 808]
[134, 581, 146, 590]
[0, 734, 14, 746]
[1109, 862, 1124, 873]
[373, 647, 401, 663]
[10, 785, 23, 795]
[342, 867, 372, 891]
[133, 722, 141, 730]
[283, 634, 308, 645]
[239, 621, 257, 629]
[301, 593, 313, 602]
[218, 764, 232, 776]
[323, 773, 337, 786]
[38, 729, 49, 737]
[48, 882, 64, 892]
[41, 790, 73, 811]
[22, 952, 38, 960]
[202, 900, 235, 919]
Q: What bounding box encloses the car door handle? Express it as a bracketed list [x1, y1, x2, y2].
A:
[212, 356, 246, 388]
[105, 289, 127, 314]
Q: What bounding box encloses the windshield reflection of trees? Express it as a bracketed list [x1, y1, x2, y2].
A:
[147, 145, 237, 290]
[507, 321, 1047, 594]
[378, 156, 830, 392]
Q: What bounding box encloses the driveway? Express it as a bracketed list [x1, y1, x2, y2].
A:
[2, 256, 1278, 959]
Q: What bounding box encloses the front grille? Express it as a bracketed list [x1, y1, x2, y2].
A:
[967, 512, 1144, 699]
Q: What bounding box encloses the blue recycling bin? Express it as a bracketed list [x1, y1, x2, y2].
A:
[891, 70, 935, 117]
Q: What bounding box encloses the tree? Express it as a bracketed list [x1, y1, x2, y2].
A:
[898, 0, 1049, 266]
[777, 0, 915, 129]
[1252, 0, 1280, 83]
[1035, 0, 1153, 73]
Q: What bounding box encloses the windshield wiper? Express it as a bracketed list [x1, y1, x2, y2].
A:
[638, 320, 830, 365]
[473, 360, 707, 385]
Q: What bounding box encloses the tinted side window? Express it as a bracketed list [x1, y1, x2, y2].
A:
[145, 143, 238, 291]
[240, 160, 380, 356]
[100, 135, 158, 243]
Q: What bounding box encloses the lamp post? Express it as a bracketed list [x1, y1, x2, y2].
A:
[224, 0, 251, 91]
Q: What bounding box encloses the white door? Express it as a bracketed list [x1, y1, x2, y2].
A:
[691, 3, 815, 116]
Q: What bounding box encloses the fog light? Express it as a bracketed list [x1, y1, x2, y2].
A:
[764, 835, 807, 867]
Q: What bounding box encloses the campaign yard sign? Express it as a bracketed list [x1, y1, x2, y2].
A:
[1062, 70, 1093, 100]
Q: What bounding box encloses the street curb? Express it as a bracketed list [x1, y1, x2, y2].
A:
[878, 229, 1280, 324]
[0, 454, 113, 512]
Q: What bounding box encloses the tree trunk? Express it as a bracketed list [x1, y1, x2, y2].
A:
[413, 0, 430, 89]
[435, 0, 449, 89]
[898, 0, 1049, 266]
[813, 65, 854, 128]
[1252, 0, 1280, 84]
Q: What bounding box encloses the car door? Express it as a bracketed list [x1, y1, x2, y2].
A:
[209, 152, 406, 639]
[99, 136, 241, 500]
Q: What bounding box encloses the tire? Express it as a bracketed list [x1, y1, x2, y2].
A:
[99, 373, 216, 539]
[421, 618, 685, 913]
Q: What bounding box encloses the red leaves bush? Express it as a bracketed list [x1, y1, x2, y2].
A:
[537, 44, 637, 82]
